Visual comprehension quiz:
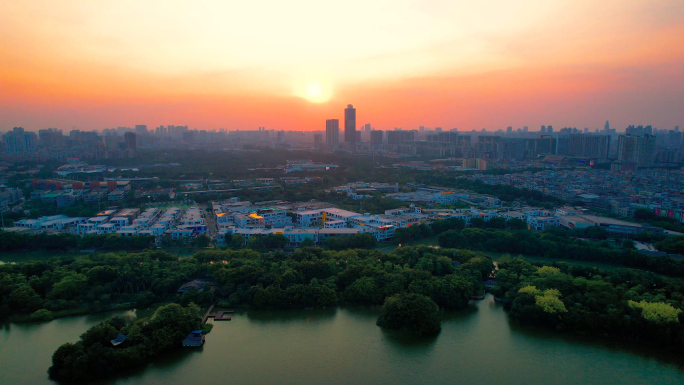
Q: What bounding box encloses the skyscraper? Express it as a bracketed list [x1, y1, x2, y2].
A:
[344, 104, 356, 144]
[124, 132, 137, 151]
[370, 130, 383, 148]
[618, 134, 656, 167]
[568, 134, 610, 159]
[326, 119, 339, 150]
[3, 127, 37, 153]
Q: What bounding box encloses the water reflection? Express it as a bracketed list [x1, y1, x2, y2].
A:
[380, 327, 439, 350]
[94, 347, 204, 385]
[243, 307, 338, 324]
[508, 320, 684, 370]
[441, 304, 478, 322]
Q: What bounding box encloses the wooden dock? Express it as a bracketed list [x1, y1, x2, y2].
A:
[202, 304, 215, 324]
[203, 306, 234, 322]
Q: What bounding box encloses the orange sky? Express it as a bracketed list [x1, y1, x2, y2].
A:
[1, 0, 683, 132]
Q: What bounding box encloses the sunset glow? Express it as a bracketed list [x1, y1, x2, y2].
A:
[1, 0, 683, 131]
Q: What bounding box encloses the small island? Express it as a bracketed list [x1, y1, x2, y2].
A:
[48, 303, 209, 382]
[377, 293, 442, 335]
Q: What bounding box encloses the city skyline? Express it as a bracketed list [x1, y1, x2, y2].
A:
[1, 1, 683, 131]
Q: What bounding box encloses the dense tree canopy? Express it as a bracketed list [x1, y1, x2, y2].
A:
[437, 227, 684, 278]
[492, 258, 684, 352]
[377, 293, 442, 336]
[48, 303, 204, 382]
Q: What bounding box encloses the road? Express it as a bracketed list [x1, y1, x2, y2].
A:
[204, 203, 218, 239]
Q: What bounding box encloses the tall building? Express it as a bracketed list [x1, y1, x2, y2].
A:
[134, 125, 148, 135]
[325, 119, 339, 150]
[3, 127, 37, 153]
[386, 130, 414, 145]
[39, 128, 63, 149]
[344, 104, 356, 144]
[313, 133, 323, 149]
[618, 134, 656, 167]
[363, 123, 371, 132]
[370, 130, 383, 148]
[124, 132, 137, 151]
[568, 134, 610, 159]
[605, 120, 610, 130]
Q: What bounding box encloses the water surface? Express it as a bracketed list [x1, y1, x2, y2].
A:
[1, 296, 683, 385]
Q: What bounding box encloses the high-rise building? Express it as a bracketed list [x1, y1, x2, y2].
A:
[325, 119, 339, 150]
[568, 134, 610, 159]
[363, 123, 371, 132]
[135, 125, 148, 135]
[605, 120, 610, 131]
[39, 128, 63, 149]
[370, 130, 383, 148]
[124, 132, 137, 151]
[344, 104, 356, 144]
[618, 134, 656, 167]
[313, 133, 323, 149]
[3, 127, 37, 153]
[386, 130, 414, 145]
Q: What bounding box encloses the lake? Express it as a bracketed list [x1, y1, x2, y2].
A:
[1, 295, 683, 385]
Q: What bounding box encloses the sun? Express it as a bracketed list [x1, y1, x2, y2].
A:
[295, 80, 333, 103]
[306, 82, 323, 98]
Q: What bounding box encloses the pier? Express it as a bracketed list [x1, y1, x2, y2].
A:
[203, 306, 235, 323]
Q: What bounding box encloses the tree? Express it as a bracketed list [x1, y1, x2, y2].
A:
[231, 234, 246, 249]
[192, 235, 211, 248]
[300, 238, 316, 247]
[376, 293, 441, 335]
[629, 300, 682, 324]
[344, 277, 382, 304]
[9, 284, 43, 312]
[506, 218, 527, 230]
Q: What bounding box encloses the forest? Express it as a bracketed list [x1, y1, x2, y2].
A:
[0, 230, 155, 253]
[491, 258, 684, 353]
[437, 227, 684, 278]
[0, 246, 490, 323]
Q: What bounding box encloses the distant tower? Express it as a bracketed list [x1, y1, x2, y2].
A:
[344, 104, 356, 144]
[326, 119, 339, 150]
[605, 120, 610, 131]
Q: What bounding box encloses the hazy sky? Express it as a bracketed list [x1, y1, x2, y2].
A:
[1, 0, 683, 132]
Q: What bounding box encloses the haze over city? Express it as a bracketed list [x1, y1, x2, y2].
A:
[2, 0, 684, 131]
